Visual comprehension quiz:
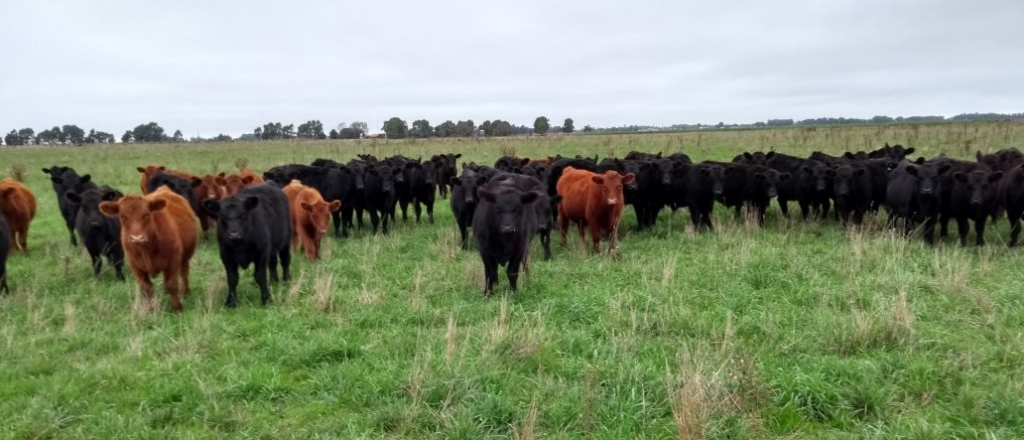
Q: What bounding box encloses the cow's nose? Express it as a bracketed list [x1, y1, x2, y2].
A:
[319, 229, 328, 234]
[228, 232, 242, 239]
[607, 198, 618, 205]
[129, 234, 146, 243]
[500, 225, 516, 234]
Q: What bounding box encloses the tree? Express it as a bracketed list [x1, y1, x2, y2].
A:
[282, 124, 296, 139]
[435, 120, 456, 137]
[454, 119, 476, 137]
[583, 125, 594, 133]
[213, 134, 232, 142]
[533, 116, 550, 135]
[254, 127, 263, 139]
[339, 127, 363, 139]
[350, 121, 369, 134]
[562, 118, 575, 134]
[382, 117, 409, 139]
[480, 120, 492, 136]
[62, 124, 85, 145]
[131, 122, 166, 142]
[297, 120, 326, 139]
[17, 128, 35, 145]
[5, 130, 23, 146]
[172, 130, 184, 142]
[410, 119, 434, 138]
[328, 129, 339, 139]
[121, 130, 133, 143]
[487, 120, 512, 137]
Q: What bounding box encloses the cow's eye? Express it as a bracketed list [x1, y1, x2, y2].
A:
[142, 214, 150, 221]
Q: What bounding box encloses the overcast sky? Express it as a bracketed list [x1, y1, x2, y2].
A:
[2, 0, 1022, 136]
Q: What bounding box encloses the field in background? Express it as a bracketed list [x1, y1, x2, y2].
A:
[1, 121, 1023, 439]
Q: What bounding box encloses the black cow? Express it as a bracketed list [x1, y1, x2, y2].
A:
[147, 171, 200, 216]
[432, 154, 461, 199]
[686, 164, 729, 231]
[999, 164, 1024, 246]
[203, 183, 292, 308]
[407, 161, 437, 223]
[765, 153, 805, 217]
[827, 165, 872, 225]
[977, 148, 1024, 173]
[364, 165, 400, 235]
[65, 186, 125, 280]
[949, 169, 1002, 246]
[494, 156, 530, 172]
[488, 172, 561, 260]
[868, 143, 916, 161]
[472, 184, 541, 296]
[712, 162, 790, 226]
[797, 160, 832, 220]
[451, 171, 484, 249]
[886, 161, 951, 245]
[0, 214, 9, 293]
[43, 166, 97, 246]
[624, 151, 662, 161]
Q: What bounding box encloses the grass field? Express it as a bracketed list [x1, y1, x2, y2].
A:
[2, 121, 1024, 439]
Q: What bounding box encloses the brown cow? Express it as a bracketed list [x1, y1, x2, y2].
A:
[100, 186, 198, 313]
[556, 166, 634, 254]
[0, 178, 37, 255]
[218, 168, 264, 196]
[191, 174, 225, 231]
[283, 180, 340, 261]
[136, 164, 195, 194]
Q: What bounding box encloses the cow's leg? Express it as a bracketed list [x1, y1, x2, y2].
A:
[482, 255, 498, 297]
[90, 250, 102, 278]
[778, 198, 790, 217]
[163, 266, 183, 313]
[956, 216, 969, 247]
[303, 233, 317, 262]
[688, 206, 702, 229]
[1010, 211, 1022, 247]
[382, 209, 391, 235]
[799, 201, 810, 221]
[924, 215, 937, 246]
[341, 206, 353, 238]
[427, 200, 434, 224]
[458, 221, 470, 250]
[559, 213, 570, 246]
[975, 216, 987, 246]
[18, 227, 28, 255]
[224, 260, 240, 308]
[68, 224, 77, 247]
[369, 209, 380, 234]
[254, 258, 271, 306]
[541, 230, 552, 261]
[131, 266, 155, 312]
[399, 199, 409, 221]
[331, 210, 343, 239]
[356, 205, 365, 228]
[940, 213, 950, 238]
[588, 222, 602, 253]
[508, 251, 524, 292]
[414, 200, 422, 223]
[109, 250, 125, 281]
[279, 246, 291, 282]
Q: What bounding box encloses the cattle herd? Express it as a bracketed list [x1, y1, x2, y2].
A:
[0, 143, 1020, 309]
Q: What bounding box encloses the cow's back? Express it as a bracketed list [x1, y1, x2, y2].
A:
[0, 178, 37, 224]
[242, 184, 292, 251]
[556, 167, 594, 221]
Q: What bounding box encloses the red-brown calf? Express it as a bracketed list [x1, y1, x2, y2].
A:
[556, 167, 635, 254]
[283, 180, 340, 261]
[100, 186, 198, 313]
[0, 178, 36, 255]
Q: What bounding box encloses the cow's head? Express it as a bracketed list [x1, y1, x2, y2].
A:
[591, 171, 635, 206]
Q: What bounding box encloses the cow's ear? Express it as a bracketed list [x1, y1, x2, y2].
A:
[905, 165, 919, 176]
[699, 168, 710, 177]
[202, 199, 220, 215]
[673, 161, 684, 169]
[743, 152, 753, 160]
[301, 202, 314, 212]
[938, 164, 952, 175]
[843, 152, 856, 159]
[521, 191, 540, 205]
[244, 196, 260, 210]
[157, 166, 166, 171]
[1, 187, 16, 198]
[914, 157, 925, 165]
[825, 169, 836, 177]
[621, 173, 635, 185]
[520, 158, 531, 166]
[218, 172, 227, 178]
[42, 168, 51, 174]
[328, 200, 341, 211]
[454, 154, 462, 159]
[136, 167, 146, 173]
[551, 195, 562, 205]
[754, 173, 766, 181]
[976, 151, 984, 161]
[724, 166, 735, 175]
[64, 192, 81, 204]
[656, 152, 663, 158]
[242, 175, 256, 184]
[215, 176, 227, 186]
[953, 172, 966, 183]
[392, 167, 403, 176]
[853, 169, 865, 177]
[591, 176, 605, 185]
[802, 166, 813, 175]
[103, 190, 122, 201]
[80, 174, 91, 184]
[450, 177, 462, 186]
[904, 148, 915, 156]
[148, 199, 167, 212]
[477, 188, 496, 203]
[990, 172, 1004, 182]
[766, 152, 776, 159]
[191, 177, 203, 188]
[780, 172, 792, 181]
[99, 201, 119, 217]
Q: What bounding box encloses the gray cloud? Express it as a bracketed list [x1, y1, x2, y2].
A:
[1, 0, 1021, 136]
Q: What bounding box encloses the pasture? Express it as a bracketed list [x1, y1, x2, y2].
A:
[2, 122, 1024, 439]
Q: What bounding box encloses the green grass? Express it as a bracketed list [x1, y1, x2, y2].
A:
[2, 122, 1024, 439]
